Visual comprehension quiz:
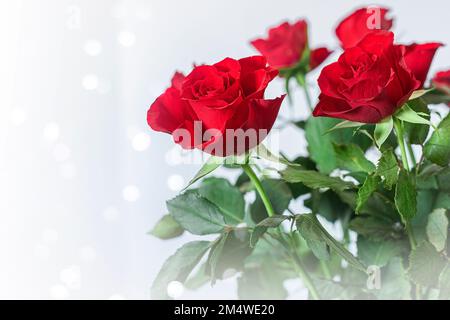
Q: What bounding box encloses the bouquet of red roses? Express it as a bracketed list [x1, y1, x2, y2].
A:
[148, 6, 450, 300]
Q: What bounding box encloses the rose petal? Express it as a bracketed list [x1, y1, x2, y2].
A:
[336, 7, 393, 49]
[313, 94, 383, 123]
[309, 47, 333, 71]
[404, 42, 443, 87]
[147, 87, 196, 134]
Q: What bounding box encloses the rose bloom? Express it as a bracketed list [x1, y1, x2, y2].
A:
[251, 20, 332, 71]
[313, 31, 441, 123]
[336, 6, 393, 49]
[432, 70, 450, 106]
[147, 56, 284, 156]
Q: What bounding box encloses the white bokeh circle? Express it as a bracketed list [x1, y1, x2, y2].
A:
[50, 284, 70, 299]
[118, 31, 136, 47]
[132, 132, 151, 151]
[167, 281, 184, 299]
[102, 206, 120, 222]
[167, 174, 185, 192]
[122, 185, 140, 202]
[43, 123, 60, 142]
[84, 40, 102, 56]
[82, 74, 99, 91]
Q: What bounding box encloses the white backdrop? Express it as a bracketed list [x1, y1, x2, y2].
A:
[0, 0, 448, 299]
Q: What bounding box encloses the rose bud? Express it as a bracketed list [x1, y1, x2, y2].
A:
[147, 56, 284, 157]
[336, 6, 393, 49]
[313, 31, 422, 123]
[251, 20, 332, 74]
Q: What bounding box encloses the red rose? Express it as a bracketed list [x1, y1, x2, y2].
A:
[432, 70, 450, 106]
[313, 31, 420, 123]
[251, 20, 332, 71]
[433, 70, 450, 94]
[336, 6, 393, 49]
[404, 43, 443, 87]
[147, 56, 284, 156]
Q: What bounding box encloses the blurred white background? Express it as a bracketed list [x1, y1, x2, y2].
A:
[0, 0, 448, 299]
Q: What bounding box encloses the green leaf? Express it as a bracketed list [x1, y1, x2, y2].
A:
[305, 117, 337, 174]
[280, 167, 354, 192]
[205, 230, 253, 281]
[426, 208, 449, 252]
[438, 264, 450, 299]
[409, 88, 434, 101]
[374, 257, 411, 300]
[349, 216, 403, 241]
[314, 278, 366, 299]
[199, 177, 245, 225]
[437, 167, 450, 191]
[422, 89, 450, 105]
[424, 114, 450, 167]
[185, 156, 224, 189]
[395, 103, 431, 125]
[356, 174, 381, 214]
[435, 192, 450, 210]
[250, 179, 292, 223]
[395, 169, 417, 223]
[305, 236, 331, 261]
[250, 215, 289, 247]
[409, 89, 433, 100]
[305, 117, 372, 174]
[325, 120, 365, 134]
[167, 192, 226, 235]
[151, 241, 211, 299]
[305, 189, 352, 223]
[206, 232, 230, 283]
[296, 214, 366, 272]
[238, 244, 289, 300]
[376, 148, 398, 190]
[408, 241, 447, 287]
[254, 144, 300, 167]
[411, 190, 437, 243]
[374, 117, 394, 148]
[184, 263, 210, 290]
[357, 237, 402, 268]
[404, 98, 430, 145]
[333, 143, 375, 173]
[149, 215, 184, 240]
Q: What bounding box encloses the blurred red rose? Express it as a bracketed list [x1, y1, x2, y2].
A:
[147, 56, 284, 156]
[404, 43, 443, 87]
[432, 70, 450, 106]
[313, 31, 420, 123]
[336, 6, 393, 49]
[251, 20, 332, 71]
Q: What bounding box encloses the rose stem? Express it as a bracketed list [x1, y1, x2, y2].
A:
[241, 163, 321, 300]
[394, 118, 421, 299]
[393, 118, 410, 172]
[242, 164, 275, 217]
[295, 73, 313, 112]
[406, 142, 417, 169]
[393, 118, 416, 248]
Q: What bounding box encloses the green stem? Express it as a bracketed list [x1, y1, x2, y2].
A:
[242, 164, 275, 217]
[291, 252, 321, 300]
[295, 73, 313, 112]
[393, 118, 410, 172]
[406, 142, 417, 169]
[393, 119, 421, 298]
[405, 221, 417, 250]
[320, 260, 332, 280]
[242, 163, 321, 299]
